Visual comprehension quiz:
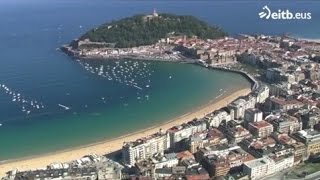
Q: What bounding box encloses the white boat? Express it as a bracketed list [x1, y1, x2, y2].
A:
[58, 104, 70, 110]
[133, 85, 143, 90]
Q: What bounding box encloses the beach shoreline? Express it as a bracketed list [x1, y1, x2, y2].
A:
[296, 37, 320, 43]
[0, 86, 251, 177]
[288, 36, 320, 43]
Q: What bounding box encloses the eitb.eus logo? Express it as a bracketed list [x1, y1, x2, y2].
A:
[259, 5, 311, 20]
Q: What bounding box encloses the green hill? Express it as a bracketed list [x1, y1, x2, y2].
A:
[79, 13, 227, 48]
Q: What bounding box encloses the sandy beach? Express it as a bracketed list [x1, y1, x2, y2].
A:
[0, 87, 251, 177]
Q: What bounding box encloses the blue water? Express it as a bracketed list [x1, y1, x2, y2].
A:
[0, 0, 319, 160]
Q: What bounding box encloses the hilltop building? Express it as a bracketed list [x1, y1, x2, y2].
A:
[143, 9, 160, 22]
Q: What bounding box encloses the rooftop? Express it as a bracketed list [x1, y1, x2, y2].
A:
[177, 150, 194, 160]
[270, 97, 303, 106]
[244, 157, 273, 168]
[246, 108, 263, 114]
[124, 131, 166, 148]
[167, 119, 205, 133]
[276, 133, 296, 145]
[206, 127, 225, 140]
[249, 120, 273, 129]
[297, 129, 320, 141]
[248, 137, 276, 150]
[229, 98, 246, 107]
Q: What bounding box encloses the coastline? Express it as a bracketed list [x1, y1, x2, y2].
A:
[60, 46, 195, 63]
[0, 86, 251, 177]
[288, 36, 320, 43]
[298, 38, 320, 43]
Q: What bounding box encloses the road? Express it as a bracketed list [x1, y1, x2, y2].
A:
[263, 168, 320, 180]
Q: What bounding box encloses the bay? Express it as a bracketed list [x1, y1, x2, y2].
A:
[0, 0, 318, 160]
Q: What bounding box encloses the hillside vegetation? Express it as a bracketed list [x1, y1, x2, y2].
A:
[80, 13, 227, 48]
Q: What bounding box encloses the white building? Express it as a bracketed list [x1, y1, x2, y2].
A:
[97, 158, 124, 180]
[228, 99, 247, 119]
[198, 145, 241, 159]
[243, 157, 275, 180]
[244, 108, 263, 124]
[168, 120, 207, 148]
[228, 96, 255, 120]
[206, 110, 231, 127]
[271, 155, 294, 172]
[244, 154, 294, 180]
[122, 132, 170, 166]
[255, 84, 270, 103]
[152, 153, 179, 169]
[245, 95, 257, 110]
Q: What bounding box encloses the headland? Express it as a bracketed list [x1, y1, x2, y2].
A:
[61, 11, 227, 62]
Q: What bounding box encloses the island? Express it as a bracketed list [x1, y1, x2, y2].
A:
[61, 10, 227, 61]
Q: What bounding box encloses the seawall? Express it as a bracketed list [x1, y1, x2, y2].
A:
[208, 65, 258, 91]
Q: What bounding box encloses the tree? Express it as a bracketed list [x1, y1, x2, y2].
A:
[79, 13, 227, 48]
